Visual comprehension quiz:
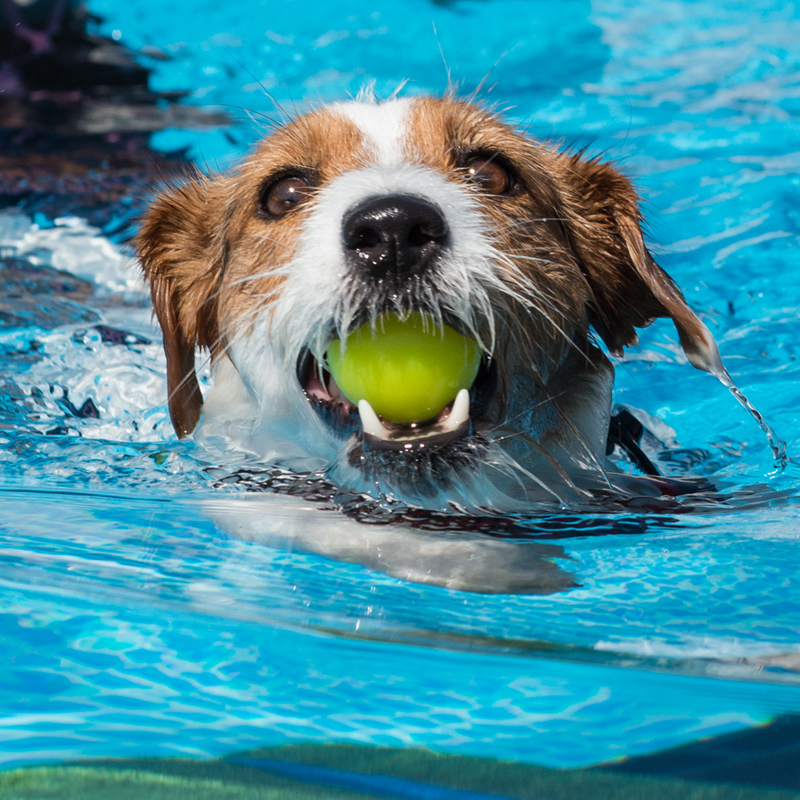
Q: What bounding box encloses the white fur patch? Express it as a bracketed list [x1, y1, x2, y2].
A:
[329, 97, 415, 166]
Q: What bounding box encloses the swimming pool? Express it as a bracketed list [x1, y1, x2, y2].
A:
[1, 0, 799, 795]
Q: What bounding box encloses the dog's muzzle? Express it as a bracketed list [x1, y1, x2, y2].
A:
[295, 191, 498, 477]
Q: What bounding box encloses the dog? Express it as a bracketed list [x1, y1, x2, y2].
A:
[136, 92, 724, 510]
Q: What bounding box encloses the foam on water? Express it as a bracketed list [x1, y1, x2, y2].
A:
[0, 212, 140, 296]
[2, 0, 800, 773]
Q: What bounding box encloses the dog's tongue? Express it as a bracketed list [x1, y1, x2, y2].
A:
[325, 312, 480, 425]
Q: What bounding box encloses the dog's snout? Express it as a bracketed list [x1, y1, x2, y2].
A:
[342, 195, 449, 278]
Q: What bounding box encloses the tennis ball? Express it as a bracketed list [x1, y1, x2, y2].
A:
[326, 313, 481, 424]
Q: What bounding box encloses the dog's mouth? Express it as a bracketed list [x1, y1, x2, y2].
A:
[297, 348, 497, 453]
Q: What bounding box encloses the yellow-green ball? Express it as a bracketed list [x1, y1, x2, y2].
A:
[326, 313, 481, 424]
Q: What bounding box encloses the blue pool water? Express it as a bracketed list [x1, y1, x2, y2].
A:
[2, 0, 800, 777]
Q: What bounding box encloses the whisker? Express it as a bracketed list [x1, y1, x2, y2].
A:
[487, 449, 570, 505]
[547, 392, 612, 486]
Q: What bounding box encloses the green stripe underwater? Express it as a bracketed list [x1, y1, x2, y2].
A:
[2, 743, 798, 800]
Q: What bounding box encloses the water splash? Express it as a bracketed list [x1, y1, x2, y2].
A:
[714, 367, 788, 471]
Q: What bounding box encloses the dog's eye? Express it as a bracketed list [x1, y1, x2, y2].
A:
[464, 156, 512, 195]
[259, 175, 314, 218]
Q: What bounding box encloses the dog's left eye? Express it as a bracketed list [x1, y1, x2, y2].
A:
[259, 175, 315, 218]
[463, 156, 513, 195]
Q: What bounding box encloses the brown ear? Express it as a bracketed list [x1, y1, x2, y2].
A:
[136, 175, 228, 437]
[564, 155, 723, 375]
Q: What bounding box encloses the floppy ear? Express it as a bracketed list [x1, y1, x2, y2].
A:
[563, 155, 723, 375]
[136, 175, 228, 438]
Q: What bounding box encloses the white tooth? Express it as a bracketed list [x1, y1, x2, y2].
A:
[445, 389, 470, 431]
[358, 399, 389, 440]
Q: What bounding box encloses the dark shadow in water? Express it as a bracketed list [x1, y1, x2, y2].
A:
[596, 713, 800, 790]
[0, 0, 227, 231]
[0, 257, 98, 329]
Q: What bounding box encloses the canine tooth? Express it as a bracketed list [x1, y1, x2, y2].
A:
[445, 389, 470, 431]
[358, 399, 389, 440]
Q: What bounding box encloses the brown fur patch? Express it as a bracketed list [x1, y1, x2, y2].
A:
[136, 109, 368, 436]
[407, 96, 718, 371]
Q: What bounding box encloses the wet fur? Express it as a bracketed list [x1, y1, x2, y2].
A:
[136, 95, 723, 503]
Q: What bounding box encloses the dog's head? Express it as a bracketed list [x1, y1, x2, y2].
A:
[137, 95, 722, 501]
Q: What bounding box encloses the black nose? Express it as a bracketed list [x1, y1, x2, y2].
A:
[342, 195, 449, 278]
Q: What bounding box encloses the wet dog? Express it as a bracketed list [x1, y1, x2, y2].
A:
[136, 92, 724, 509]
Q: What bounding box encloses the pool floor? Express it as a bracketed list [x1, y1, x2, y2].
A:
[4, 727, 800, 799]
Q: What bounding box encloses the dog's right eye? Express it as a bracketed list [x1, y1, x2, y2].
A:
[462, 155, 515, 195]
[259, 175, 314, 218]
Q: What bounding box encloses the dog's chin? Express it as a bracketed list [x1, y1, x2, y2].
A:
[296, 346, 498, 491]
[346, 429, 492, 496]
